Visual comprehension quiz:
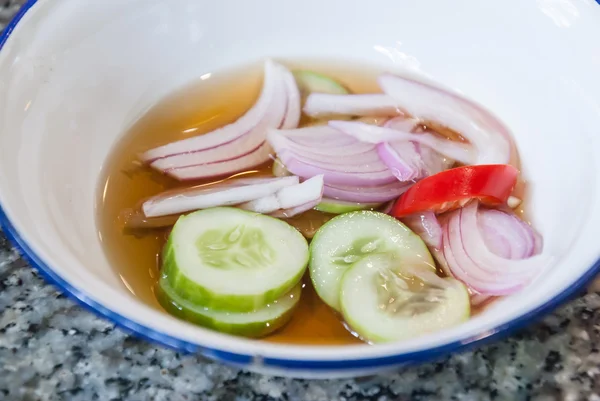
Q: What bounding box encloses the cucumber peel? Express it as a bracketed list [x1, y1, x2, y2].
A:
[157, 278, 301, 338]
[314, 198, 381, 214]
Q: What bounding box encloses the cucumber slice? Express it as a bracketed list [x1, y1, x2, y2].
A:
[293, 70, 349, 96]
[314, 198, 381, 214]
[162, 207, 308, 312]
[309, 211, 435, 311]
[157, 277, 301, 338]
[340, 255, 470, 343]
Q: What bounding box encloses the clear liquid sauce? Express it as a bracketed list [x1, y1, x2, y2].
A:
[97, 61, 390, 345]
[97, 60, 517, 344]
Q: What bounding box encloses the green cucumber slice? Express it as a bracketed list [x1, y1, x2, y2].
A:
[314, 198, 381, 214]
[162, 207, 308, 312]
[293, 70, 349, 96]
[157, 278, 301, 337]
[340, 255, 470, 343]
[309, 211, 435, 311]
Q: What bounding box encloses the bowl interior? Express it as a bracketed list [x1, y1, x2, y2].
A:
[1, 0, 600, 370]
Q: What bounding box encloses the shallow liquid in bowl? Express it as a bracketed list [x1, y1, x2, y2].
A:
[96, 61, 397, 345]
[97, 61, 508, 345]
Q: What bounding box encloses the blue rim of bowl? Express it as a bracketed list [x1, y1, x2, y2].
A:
[2, 0, 600, 372]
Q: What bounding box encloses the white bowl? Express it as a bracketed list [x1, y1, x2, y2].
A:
[1, 0, 600, 379]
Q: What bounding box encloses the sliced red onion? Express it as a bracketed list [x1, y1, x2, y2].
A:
[287, 135, 355, 148]
[383, 116, 454, 178]
[142, 60, 303, 181]
[142, 176, 299, 217]
[384, 117, 455, 175]
[441, 202, 546, 295]
[329, 121, 475, 164]
[383, 116, 420, 132]
[416, 142, 455, 176]
[401, 211, 443, 249]
[278, 146, 384, 170]
[267, 130, 396, 186]
[284, 143, 381, 165]
[150, 66, 287, 173]
[323, 181, 412, 203]
[303, 93, 400, 118]
[165, 141, 274, 181]
[270, 133, 378, 163]
[276, 175, 323, 207]
[278, 151, 396, 186]
[150, 136, 268, 172]
[376, 141, 422, 182]
[239, 175, 324, 215]
[274, 128, 374, 155]
[478, 209, 535, 260]
[279, 64, 301, 129]
[328, 120, 399, 143]
[278, 126, 357, 147]
[270, 198, 322, 218]
[460, 204, 542, 270]
[237, 194, 281, 214]
[378, 74, 513, 165]
[141, 60, 282, 163]
[285, 136, 364, 152]
[445, 215, 522, 295]
[443, 214, 517, 294]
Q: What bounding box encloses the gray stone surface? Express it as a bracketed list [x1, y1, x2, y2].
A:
[2, 2, 600, 400]
[0, 1, 24, 28]
[3, 229, 600, 401]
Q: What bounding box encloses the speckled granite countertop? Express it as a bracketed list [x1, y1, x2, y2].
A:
[2, 3, 600, 401]
[4, 232, 600, 401]
[0, 0, 23, 27]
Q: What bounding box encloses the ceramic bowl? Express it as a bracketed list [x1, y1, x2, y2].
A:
[1, 0, 600, 378]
